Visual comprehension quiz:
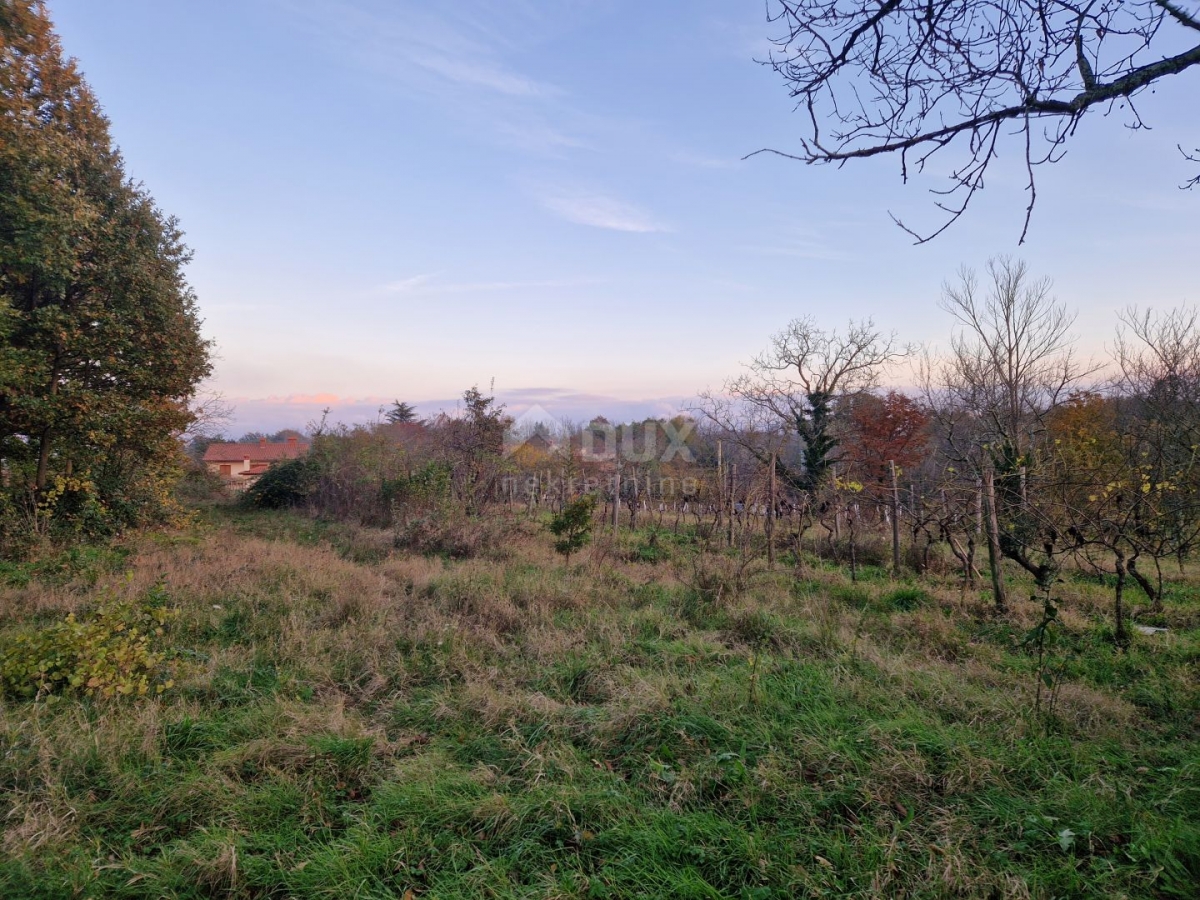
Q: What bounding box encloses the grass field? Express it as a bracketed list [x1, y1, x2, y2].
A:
[1, 508, 1198, 898]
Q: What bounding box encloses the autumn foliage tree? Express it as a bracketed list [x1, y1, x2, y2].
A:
[0, 1, 210, 548]
[843, 390, 930, 501]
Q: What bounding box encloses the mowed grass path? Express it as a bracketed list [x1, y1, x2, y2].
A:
[1, 509, 1198, 898]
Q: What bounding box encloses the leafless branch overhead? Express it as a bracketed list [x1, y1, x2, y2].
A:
[754, 0, 1200, 241]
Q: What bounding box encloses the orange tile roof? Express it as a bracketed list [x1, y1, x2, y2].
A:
[203, 440, 310, 463]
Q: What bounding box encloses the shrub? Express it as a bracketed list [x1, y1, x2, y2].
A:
[0, 491, 39, 559]
[174, 462, 228, 504]
[0, 585, 180, 700]
[242, 458, 319, 509]
[904, 539, 950, 575]
[382, 461, 453, 508]
[394, 507, 512, 559]
[811, 534, 879, 566]
[547, 494, 598, 564]
[307, 428, 415, 525]
[677, 547, 762, 609]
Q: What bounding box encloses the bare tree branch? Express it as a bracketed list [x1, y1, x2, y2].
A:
[754, 0, 1200, 241]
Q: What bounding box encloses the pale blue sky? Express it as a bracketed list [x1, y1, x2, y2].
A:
[49, 0, 1200, 432]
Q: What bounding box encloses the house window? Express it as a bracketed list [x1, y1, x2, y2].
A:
[220, 464, 232, 476]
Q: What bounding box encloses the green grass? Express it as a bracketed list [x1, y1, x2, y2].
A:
[1, 509, 1197, 898]
[0, 541, 131, 590]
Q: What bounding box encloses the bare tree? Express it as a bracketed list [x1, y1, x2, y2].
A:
[1115, 306, 1200, 400]
[755, 0, 1200, 241]
[923, 257, 1089, 599]
[934, 256, 1085, 463]
[182, 388, 234, 456]
[702, 317, 910, 493]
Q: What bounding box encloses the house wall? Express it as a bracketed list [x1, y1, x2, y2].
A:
[206, 459, 254, 477]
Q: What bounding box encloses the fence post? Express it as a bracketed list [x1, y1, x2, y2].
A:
[767, 451, 776, 570]
[890, 460, 901, 576]
[982, 464, 1007, 611]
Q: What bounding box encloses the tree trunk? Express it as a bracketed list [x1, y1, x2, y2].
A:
[34, 359, 62, 493]
[890, 460, 901, 577]
[715, 441, 724, 537]
[951, 532, 980, 588]
[1114, 548, 1129, 647]
[727, 464, 736, 548]
[766, 451, 776, 570]
[848, 515, 857, 582]
[1126, 556, 1163, 613]
[35, 426, 53, 493]
[974, 481, 983, 535]
[612, 462, 621, 534]
[983, 467, 1007, 611]
[966, 533, 977, 588]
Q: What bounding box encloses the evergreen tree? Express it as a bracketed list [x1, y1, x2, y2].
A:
[385, 400, 418, 424]
[548, 494, 598, 566]
[0, 1, 210, 546]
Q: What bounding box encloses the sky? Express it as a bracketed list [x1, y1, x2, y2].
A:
[47, 0, 1200, 435]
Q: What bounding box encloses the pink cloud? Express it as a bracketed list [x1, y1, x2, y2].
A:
[221, 389, 691, 437]
[253, 393, 386, 405]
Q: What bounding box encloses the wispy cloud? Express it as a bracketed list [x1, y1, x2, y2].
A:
[493, 120, 593, 155]
[497, 387, 688, 422]
[408, 51, 556, 98]
[380, 273, 439, 293]
[278, 1, 560, 98]
[741, 226, 857, 262]
[261, 393, 349, 405]
[275, 0, 582, 167]
[377, 275, 593, 295]
[743, 241, 856, 262]
[538, 188, 669, 233]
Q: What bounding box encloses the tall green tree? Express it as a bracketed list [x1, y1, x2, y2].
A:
[385, 400, 419, 424]
[0, 1, 210, 545]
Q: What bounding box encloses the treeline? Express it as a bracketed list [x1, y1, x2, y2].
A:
[237, 389, 708, 551]
[698, 258, 1200, 644]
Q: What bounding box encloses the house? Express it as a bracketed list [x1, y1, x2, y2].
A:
[203, 436, 310, 488]
[521, 432, 555, 454]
